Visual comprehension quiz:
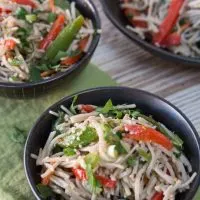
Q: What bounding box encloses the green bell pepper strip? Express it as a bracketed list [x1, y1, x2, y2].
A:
[45, 15, 84, 60]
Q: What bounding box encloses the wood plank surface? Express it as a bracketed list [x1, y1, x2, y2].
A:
[92, 0, 200, 131]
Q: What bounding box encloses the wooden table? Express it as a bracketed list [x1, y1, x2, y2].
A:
[92, 0, 200, 131]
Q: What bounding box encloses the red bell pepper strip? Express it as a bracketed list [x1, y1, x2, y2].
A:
[151, 192, 164, 200]
[96, 175, 117, 188]
[72, 167, 117, 188]
[79, 36, 89, 52]
[81, 105, 95, 113]
[161, 32, 181, 47]
[5, 39, 16, 50]
[72, 167, 87, 181]
[153, 0, 184, 45]
[12, 0, 37, 8]
[61, 54, 82, 66]
[124, 124, 173, 150]
[39, 14, 65, 50]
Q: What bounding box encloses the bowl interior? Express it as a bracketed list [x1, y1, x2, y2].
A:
[24, 87, 200, 200]
[101, 0, 200, 66]
[0, 0, 101, 88]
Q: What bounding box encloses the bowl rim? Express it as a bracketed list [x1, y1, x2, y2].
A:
[0, 0, 101, 88]
[24, 86, 200, 200]
[100, 0, 200, 65]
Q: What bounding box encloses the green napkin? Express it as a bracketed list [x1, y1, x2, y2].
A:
[0, 63, 199, 200]
[0, 63, 116, 200]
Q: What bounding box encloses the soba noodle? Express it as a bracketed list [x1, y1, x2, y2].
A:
[32, 99, 197, 200]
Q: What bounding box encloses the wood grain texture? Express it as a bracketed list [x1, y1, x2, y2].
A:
[92, 0, 200, 97]
[91, 0, 200, 131]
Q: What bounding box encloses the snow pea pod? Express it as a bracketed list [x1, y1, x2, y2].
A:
[45, 15, 84, 60]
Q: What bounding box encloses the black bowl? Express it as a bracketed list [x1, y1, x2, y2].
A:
[24, 86, 200, 200]
[101, 0, 200, 66]
[0, 0, 101, 98]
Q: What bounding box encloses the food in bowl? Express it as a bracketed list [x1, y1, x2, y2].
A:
[0, 0, 101, 83]
[120, 0, 200, 57]
[31, 97, 197, 200]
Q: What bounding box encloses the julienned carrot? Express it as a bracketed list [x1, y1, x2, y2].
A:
[153, 0, 185, 45]
[179, 22, 190, 33]
[49, 0, 55, 12]
[79, 36, 89, 52]
[124, 8, 147, 28]
[40, 69, 55, 77]
[39, 14, 65, 50]
[61, 54, 82, 66]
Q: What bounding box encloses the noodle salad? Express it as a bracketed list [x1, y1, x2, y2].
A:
[120, 0, 200, 57]
[0, 0, 100, 83]
[31, 97, 197, 200]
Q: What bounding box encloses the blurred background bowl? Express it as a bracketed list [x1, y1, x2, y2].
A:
[101, 0, 200, 67]
[0, 0, 101, 98]
[24, 86, 200, 200]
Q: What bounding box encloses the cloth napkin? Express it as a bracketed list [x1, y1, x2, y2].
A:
[0, 63, 199, 200]
[0, 63, 116, 200]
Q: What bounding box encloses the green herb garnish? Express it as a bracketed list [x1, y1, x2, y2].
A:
[25, 14, 37, 23]
[101, 99, 113, 114]
[127, 155, 137, 167]
[58, 127, 98, 150]
[138, 149, 152, 162]
[103, 124, 127, 154]
[85, 152, 100, 169]
[70, 95, 78, 114]
[15, 7, 28, 19]
[64, 147, 76, 156]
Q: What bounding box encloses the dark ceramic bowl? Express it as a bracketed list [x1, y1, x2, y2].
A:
[24, 87, 200, 200]
[0, 0, 101, 98]
[101, 0, 200, 66]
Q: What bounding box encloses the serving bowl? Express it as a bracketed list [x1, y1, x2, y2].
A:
[0, 0, 101, 98]
[24, 86, 200, 200]
[101, 0, 200, 67]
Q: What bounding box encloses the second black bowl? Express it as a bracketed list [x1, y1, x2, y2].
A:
[24, 86, 200, 200]
[0, 0, 101, 98]
[101, 0, 200, 67]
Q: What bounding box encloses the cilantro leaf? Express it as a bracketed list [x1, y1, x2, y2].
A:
[103, 124, 127, 154]
[70, 95, 78, 114]
[101, 99, 113, 114]
[85, 163, 102, 194]
[127, 155, 137, 167]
